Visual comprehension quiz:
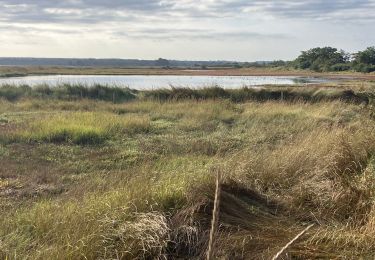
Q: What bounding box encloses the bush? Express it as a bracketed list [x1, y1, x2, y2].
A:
[353, 46, 375, 72]
[354, 64, 375, 73]
[330, 63, 352, 71]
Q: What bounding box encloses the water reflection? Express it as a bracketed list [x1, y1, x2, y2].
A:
[0, 75, 331, 90]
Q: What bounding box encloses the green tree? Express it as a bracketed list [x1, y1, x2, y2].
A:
[294, 47, 349, 72]
[352, 47, 375, 72]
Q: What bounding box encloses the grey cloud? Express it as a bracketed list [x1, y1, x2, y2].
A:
[214, 0, 375, 20]
[1, 0, 168, 10]
[113, 27, 290, 41]
[0, 0, 171, 24]
[267, 1, 369, 18]
[168, 0, 375, 21]
[0, 24, 90, 35]
[0, 0, 374, 40]
[1, 0, 375, 25]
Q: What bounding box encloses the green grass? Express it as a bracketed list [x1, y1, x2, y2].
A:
[0, 84, 137, 102]
[1, 83, 374, 104]
[5, 112, 151, 145]
[1, 85, 375, 259]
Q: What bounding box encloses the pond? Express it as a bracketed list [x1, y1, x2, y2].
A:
[0, 75, 330, 90]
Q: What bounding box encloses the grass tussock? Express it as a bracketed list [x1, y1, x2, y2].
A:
[0, 84, 137, 102]
[1, 87, 375, 259]
[142, 85, 373, 104]
[7, 112, 151, 145]
[1, 83, 374, 105]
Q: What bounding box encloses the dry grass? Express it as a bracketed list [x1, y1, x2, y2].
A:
[1, 65, 375, 78]
[0, 91, 375, 259]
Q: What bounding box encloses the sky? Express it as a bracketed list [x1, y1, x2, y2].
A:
[0, 0, 374, 61]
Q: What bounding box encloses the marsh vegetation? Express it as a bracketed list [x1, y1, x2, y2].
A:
[1, 81, 375, 259]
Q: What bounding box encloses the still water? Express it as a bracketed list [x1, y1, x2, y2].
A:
[0, 75, 329, 90]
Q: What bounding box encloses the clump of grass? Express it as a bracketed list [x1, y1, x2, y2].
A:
[0, 84, 137, 102]
[52, 84, 137, 103]
[0, 84, 32, 101]
[10, 112, 151, 145]
[142, 86, 371, 104]
[101, 212, 171, 259]
[0, 144, 8, 156]
[177, 100, 239, 132]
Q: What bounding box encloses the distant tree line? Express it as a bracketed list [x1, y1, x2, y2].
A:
[0, 47, 374, 73]
[291, 46, 375, 73]
[0, 57, 243, 68]
[223, 46, 375, 73]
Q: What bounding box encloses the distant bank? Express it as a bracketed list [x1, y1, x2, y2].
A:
[0, 57, 268, 68]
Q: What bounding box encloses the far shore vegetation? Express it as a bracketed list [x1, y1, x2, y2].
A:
[0, 46, 375, 78]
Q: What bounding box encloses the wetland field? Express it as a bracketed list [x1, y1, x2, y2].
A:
[1, 77, 375, 259]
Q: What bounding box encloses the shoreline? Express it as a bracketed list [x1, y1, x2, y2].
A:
[0, 66, 374, 80]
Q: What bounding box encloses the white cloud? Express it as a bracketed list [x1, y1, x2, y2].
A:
[0, 0, 374, 60]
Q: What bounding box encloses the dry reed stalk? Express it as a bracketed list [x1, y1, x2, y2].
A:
[272, 224, 315, 260]
[206, 171, 221, 260]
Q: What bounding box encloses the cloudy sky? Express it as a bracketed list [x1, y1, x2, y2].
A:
[0, 0, 374, 61]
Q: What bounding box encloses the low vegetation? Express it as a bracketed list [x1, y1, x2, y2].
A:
[0, 83, 374, 105]
[1, 82, 375, 259]
[0, 46, 374, 75]
[8, 112, 151, 145]
[0, 84, 136, 102]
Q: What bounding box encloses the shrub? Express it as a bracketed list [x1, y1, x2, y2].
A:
[330, 63, 352, 71]
[354, 64, 375, 73]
